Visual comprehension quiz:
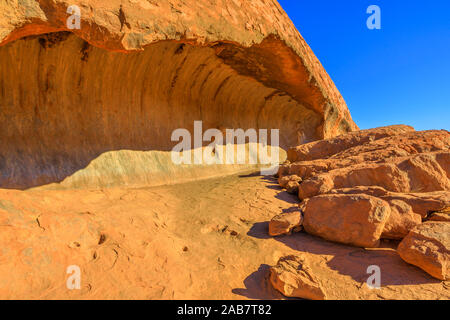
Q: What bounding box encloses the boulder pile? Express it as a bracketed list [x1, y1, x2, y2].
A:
[270, 125, 450, 297]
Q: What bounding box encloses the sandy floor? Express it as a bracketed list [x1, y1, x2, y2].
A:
[0, 172, 448, 299]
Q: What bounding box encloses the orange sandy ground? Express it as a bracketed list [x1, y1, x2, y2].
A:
[0, 173, 448, 300]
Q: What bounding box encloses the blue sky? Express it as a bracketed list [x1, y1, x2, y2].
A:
[278, 0, 450, 130]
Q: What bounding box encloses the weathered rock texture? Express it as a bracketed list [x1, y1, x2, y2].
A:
[272, 125, 450, 292]
[278, 126, 450, 245]
[0, 0, 357, 189]
[0, 172, 449, 300]
[398, 222, 449, 280]
[269, 209, 303, 237]
[269, 255, 326, 300]
[279, 175, 302, 194]
[302, 194, 391, 248]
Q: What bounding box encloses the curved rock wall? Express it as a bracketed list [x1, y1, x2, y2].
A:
[0, 1, 357, 189]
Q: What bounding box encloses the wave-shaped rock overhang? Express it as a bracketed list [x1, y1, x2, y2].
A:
[0, 0, 357, 135]
[0, 0, 358, 189]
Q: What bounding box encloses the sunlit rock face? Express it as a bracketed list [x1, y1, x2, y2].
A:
[0, 0, 356, 189]
[1, 2, 449, 301]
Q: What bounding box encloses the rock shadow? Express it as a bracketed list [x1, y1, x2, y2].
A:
[247, 222, 271, 240]
[271, 232, 441, 287]
[231, 264, 287, 300]
[245, 170, 439, 288]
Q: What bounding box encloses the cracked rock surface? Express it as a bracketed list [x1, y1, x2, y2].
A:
[272, 125, 450, 295]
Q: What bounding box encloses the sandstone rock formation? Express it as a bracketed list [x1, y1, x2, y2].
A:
[287, 125, 416, 163]
[1, 0, 448, 301]
[380, 199, 422, 240]
[284, 127, 449, 194]
[269, 255, 326, 300]
[269, 210, 303, 237]
[0, 0, 357, 190]
[398, 222, 449, 280]
[278, 175, 302, 194]
[271, 125, 450, 294]
[302, 194, 391, 248]
[277, 126, 450, 245]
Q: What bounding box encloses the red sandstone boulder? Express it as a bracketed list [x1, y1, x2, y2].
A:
[281, 128, 450, 200]
[398, 222, 449, 280]
[327, 187, 446, 239]
[278, 175, 302, 194]
[380, 200, 422, 240]
[297, 151, 450, 199]
[268, 210, 303, 236]
[380, 192, 449, 219]
[302, 194, 391, 248]
[277, 127, 450, 246]
[287, 125, 415, 162]
[269, 255, 326, 300]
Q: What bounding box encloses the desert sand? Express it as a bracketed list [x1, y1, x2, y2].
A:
[0, 171, 448, 300]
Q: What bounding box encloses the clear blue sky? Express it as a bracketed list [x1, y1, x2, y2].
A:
[278, 0, 450, 130]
